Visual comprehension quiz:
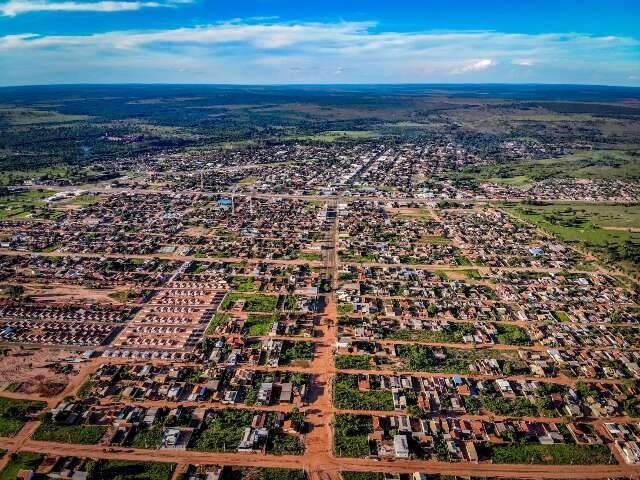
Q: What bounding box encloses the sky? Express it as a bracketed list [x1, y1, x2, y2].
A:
[0, 0, 639, 86]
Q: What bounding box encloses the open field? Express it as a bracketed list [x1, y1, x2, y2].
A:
[500, 201, 640, 275]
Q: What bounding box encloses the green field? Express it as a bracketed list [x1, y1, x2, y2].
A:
[0, 189, 57, 219]
[0, 396, 46, 437]
[245, 314, 276, 336]
[335, 355, 376, 370]
[500, 202, 640, 275]
[225, 467, 307, 480]
[396, 344, 527, 375]
[341, 473, 385, 480]
[333, 373, 394, 411]
[32, 421, 107, 444]
[463, 149, 640, 184]
[85, 459, 175, 480]
[127, 425, 164, 449]
[220, 292, 279, 312]
[0, 106, 90, 125]
[334, 414, 372, 458]
[0, 165, 108, 187]
[0, 452, 43, 480]
[491, 443, 616, 465]
[284, 130, 379, 142]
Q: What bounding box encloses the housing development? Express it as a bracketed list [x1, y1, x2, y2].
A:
[0, 84, 638, 480]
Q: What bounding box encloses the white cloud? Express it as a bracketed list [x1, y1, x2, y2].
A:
[0, 21, 638, 85]
[0, 0, 184, 16]
[452, 59, 496, 74]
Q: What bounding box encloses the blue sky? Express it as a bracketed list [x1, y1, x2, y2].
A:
[0, 0, 638, 86]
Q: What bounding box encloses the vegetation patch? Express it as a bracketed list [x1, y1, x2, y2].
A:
[191, 409, 255, 452]
[245, 314, 277, 336]
[333, 374, 393, 411]
[280, 341, 314, 366]
[86, 460, 175, 480]
[335, 355, 376, 370]
[334, 414, 372, 458]
[0, 396, 46, 437]
[0, 452, 43, 480]
[127, 425, 164, 449]
[266, 433, 305, 455]
[33, 421, 107, 444]
[490, 443, 616, 465]
[501, 202, 640, 276]
[225, 467, 307, 480]
[220, 292, 278, 312]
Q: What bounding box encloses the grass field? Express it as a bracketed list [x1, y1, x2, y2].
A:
[32, 421, 107, 444]
[0, 452, 43, 480]
[500, 202, 640, 275]
[0, 165, 96, 186]
[0, 396, 46, 437]
[0, 189, 57, 219]
[472, 149, 640, 184]
[284, 130, 379, 142]
[245, 314, 276, 335]
[0, 106, 90, 125]
[491, 443, 615, 465]
[227, 467, 307, 480]
[85, 459, 175, 480]
[220, 292, 279, 312]
[238, 176, 258, 186]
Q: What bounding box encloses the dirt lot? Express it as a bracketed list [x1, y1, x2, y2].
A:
[0, 347, 75, 396]
[28, 285, 121, 305]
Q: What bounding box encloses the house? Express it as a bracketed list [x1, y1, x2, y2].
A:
[257, 382, 273, 404]
[238, 427, 268, 452]
[279, 383, 293, 403]
[162, 427, 192, 449]
[393, 434, 410, 458]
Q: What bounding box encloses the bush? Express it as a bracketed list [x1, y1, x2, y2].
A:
[492, 444, 616, 465]
[226, 467, 307, 480]
[335, 355, 374, 370]
[334, 414, 371, 458]
[191, 409, 255, 452]
[0, 397, 46, 437]
[266, 433, 304, 455]
[32, 422, 107, 444]
[220, 293, 278, 312]
[342, 473, 384, 480]
[280, 342, 314, 365]
[86, 460, 175, 480]
[333, 374, 394, 411]
[496, 324, 531, 346]
[127, 425, 164, 449]
[0, 452, 42, 480]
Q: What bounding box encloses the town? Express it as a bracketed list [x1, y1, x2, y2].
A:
[0, 175, 639, 480]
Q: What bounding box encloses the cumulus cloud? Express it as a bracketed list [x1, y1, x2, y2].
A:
[452, 59, 496, 74]
[0, 0, 185, 16]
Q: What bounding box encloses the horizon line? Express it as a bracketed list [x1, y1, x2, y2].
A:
[1, 82, 640, 90]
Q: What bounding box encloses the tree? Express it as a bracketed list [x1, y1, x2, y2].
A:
[290, 406, 304, 425]
[6, 285, 25, 300]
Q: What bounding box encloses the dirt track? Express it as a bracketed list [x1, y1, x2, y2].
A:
[13, 439, 640, 480]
